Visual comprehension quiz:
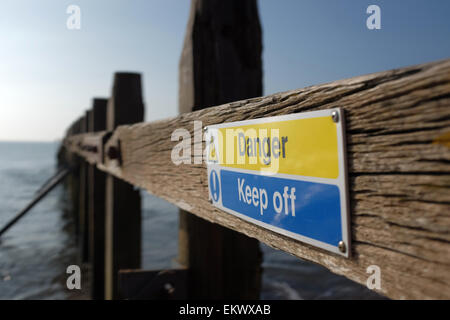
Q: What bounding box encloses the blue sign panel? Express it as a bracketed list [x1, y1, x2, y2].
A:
[219, 170, 342, 246]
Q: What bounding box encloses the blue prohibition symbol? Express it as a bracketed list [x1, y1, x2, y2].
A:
[209, 170, 221, 202]
[220, 170, 342, 246]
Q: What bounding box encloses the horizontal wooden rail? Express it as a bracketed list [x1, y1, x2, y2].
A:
[65, 131, 110, 165]
[64, 59, 450, 299]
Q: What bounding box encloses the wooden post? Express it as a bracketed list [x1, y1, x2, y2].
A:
[178, 0, 263, 298]
[78, 115, 86, 242]
[104, 73, 144, 300]
[66, 118, 81, 242]
[88, 98, 108, 300]
[79, 110, 92, 262]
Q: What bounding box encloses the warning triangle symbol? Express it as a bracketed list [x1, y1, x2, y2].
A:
[209, 136, 217, 162]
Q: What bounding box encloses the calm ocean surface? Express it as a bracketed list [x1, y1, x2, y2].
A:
[0, 141, 383, 299]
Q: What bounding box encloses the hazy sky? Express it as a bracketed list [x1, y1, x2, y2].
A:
[1, 0, 450, 141]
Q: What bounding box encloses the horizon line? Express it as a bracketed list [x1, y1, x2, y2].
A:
[0, 139, 61, 143]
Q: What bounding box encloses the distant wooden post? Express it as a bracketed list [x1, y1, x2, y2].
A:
[88, 98, 108, 300]
[66, 117, 81, 241]
[79, 113, 91, 263]
[104, 73, 144, 300]
[178, 0, 263, 298]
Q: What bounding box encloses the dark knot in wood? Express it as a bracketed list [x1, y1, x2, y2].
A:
[107, 146, 120, 160]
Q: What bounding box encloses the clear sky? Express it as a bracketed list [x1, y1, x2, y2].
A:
[1, 0, 449, 141]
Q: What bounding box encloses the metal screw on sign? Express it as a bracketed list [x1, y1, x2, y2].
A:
[332, 111, 339, 123]
[338, 241, 346, 253]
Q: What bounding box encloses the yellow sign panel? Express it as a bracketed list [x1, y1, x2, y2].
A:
[211, 116, 339, 179]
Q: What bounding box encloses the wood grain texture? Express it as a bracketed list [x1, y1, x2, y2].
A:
[65, 59, 450, 299]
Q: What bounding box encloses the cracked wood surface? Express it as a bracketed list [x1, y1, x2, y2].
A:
[65, 59, 450, 299]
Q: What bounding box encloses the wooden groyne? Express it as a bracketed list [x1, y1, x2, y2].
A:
[61, 58, 450, 300]
[58, 0, 450, 300]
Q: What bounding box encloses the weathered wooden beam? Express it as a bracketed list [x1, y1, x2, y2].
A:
[65, 58, 450, 299]
[64, 131, 109, 165]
